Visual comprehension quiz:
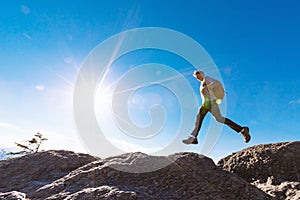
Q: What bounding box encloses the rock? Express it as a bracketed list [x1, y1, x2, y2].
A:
[32, 152, 272, 200]
[64, 186, 138, 200]
[4, 142, 298, 200]
[0, 191, 26, 200]
[254, 181, 300, 200]
[217, 141, 300, 200]
[0, 150, 97, 197]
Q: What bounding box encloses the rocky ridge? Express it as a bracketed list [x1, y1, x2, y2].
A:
[31, 152, 270, 200]
[0, 141, 299, 199]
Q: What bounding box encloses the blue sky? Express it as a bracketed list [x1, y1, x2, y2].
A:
[0, 0, 299, 161]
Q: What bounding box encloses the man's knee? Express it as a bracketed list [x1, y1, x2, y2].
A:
[214, 116, 225, 123]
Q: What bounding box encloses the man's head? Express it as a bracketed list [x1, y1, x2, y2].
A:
[193, 70, 204, 81]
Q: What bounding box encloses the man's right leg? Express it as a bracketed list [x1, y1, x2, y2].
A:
[191, 105, 209, 138]
[183, 105, 209, 144]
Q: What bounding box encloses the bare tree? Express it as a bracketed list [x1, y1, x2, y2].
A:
[10, 132, 48, 155]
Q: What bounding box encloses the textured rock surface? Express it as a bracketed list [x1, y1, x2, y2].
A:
[32, 152, 272, 200]
[217, 141, 300, 200]
[0, 150, 97, 197]
[3, 142, 298, 200]
[0, 191, 26, 200]
[254, 180, 300, 200]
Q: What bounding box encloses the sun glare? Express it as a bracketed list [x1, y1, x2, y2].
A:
[95, 86, 113, 110]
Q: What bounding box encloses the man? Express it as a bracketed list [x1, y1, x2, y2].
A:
[183, 71, 250, 144]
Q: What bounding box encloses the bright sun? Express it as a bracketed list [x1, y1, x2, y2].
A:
[95, 86, 113, 111]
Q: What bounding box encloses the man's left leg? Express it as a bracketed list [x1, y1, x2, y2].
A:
[210, 101, 251, 142]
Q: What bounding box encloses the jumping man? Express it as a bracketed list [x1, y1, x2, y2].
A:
[183, 71, 250, 144]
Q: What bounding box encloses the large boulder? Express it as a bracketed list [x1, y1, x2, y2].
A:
[32, 152, 272, 200]
[217, 141, 300, 199]
[0, 150, 97, 197]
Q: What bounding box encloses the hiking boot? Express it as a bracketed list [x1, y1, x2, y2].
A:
[241, 127, 250, 143]
[182, 136, 198, 145]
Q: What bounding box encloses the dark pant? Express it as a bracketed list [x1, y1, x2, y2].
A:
[191, 100, 243, 137]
